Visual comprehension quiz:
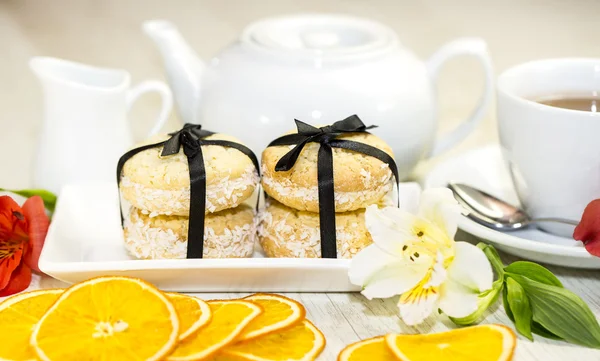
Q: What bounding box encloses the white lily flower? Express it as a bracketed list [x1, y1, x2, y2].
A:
[349, 188, 493, 326]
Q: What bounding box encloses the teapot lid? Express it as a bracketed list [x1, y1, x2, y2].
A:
[241, 14, 397, 60]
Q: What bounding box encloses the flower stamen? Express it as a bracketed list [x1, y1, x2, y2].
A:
[0, 240, 23, 258]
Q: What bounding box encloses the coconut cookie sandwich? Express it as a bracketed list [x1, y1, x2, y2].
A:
[258, 199, 372, 259]
[117, 123, 260, 259]
[261, 128, 395, 213]
[258, 115, 399, 259]
[125, 205, 256, 259]
[120, 133, 259, 217]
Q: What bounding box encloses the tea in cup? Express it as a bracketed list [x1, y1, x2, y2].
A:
[497, 58, 600, 237]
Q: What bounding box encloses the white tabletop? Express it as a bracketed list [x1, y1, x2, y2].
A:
[1, 1, 600, 360]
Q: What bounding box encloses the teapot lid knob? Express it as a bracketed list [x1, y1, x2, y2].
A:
[242, 14, 397, 58]
[301, 31, 340, 49]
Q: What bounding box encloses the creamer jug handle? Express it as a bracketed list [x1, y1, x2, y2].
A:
[426, 38, 494, 157]
[126, 80, 173, 137]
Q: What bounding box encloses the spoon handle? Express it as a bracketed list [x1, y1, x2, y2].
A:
[530, 217, 579, 226]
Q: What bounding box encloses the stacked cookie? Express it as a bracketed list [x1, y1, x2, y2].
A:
[120, 133, 259, 259]
[258, 132, 396, 259]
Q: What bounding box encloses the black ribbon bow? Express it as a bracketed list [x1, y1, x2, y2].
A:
[117, 123, 259, 259]
[268, 115, 399, 258]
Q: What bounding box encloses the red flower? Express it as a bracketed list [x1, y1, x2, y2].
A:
[0, 195, 49, 296]
[573, 199, 600, 257]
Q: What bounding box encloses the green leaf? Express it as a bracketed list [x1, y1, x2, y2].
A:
[0, 188, 57, 213]
[503, 273, 562, 340]
[506, 277, 533, 340]
[477, 243, 504, 277]
[502, 286, 515, 322]
[532, 321, 562, 340]
[505, 261, 563, 287]
[510, 274, 600, 348]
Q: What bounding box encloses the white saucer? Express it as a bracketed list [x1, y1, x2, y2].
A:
[423, 145, 600, 269]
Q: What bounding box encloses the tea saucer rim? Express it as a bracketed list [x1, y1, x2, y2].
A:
[422, 144, 593, 259]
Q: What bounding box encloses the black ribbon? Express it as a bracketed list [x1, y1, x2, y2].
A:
[117, 123, 259, 259]
[267, 115, 399, 258]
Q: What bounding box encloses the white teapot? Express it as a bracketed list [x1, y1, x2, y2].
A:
[144, 15, 493, 179]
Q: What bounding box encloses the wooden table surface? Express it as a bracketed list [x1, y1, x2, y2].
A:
[2, 0, 600, 360]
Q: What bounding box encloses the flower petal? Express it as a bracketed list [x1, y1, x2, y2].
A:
[398, 290, 439, 326]
[364, 204, 419, 255]
[0, 196, 28, 242]
[424, 251, 447, 288]
[0, 262, 32, 297]
[396, 253, 446, 326]
[398, 183, 421, 214]
[0, 243, 23, 290]
[349, 245, 397, 286]
[573, 199, 600, 257]
[361, 257, 431, 300]
[417, 188, 462, 239]
[447, 242, 493, 292]
[438, 278, 480, 318]
[22, 196, 50, 273]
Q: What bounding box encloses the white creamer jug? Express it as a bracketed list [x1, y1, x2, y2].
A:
[30, 57, 173, 194]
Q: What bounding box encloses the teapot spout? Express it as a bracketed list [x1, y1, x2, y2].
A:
[143, 20, 205, 125]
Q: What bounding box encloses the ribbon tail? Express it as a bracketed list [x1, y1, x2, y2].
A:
[161, 135, 183, 157]
[186, 149, 207, 259]
[317, 144, 337, 258]
[275, 137, 312, 171]
[331, 114, 366, 131]
[294, 119, 320, 133]
[190, 128, 215, 140]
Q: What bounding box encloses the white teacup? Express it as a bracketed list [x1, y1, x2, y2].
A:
[497, 58, 600, 237]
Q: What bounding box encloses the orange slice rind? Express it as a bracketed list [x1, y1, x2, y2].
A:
[337, 336, 396, 361]
[219, 319, 325, 361]
[385, 324, 516, 361]
[168, 293, 212, 341]
[168, 300, 262, 361]
[31, 276, 180, 361]
[0, 289, 63, 361]
[239, 293, 306, 341]
[2, 281, 325, 361]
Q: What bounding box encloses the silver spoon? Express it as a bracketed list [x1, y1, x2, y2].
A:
[448, 183, 579, 231]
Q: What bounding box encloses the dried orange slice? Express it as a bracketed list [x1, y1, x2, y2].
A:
[168, 293, 212, 341]
[0, 289, 63, 361]
[168, 300, 262, 361]
[31, 276, 179, 361]
[217, 320, 325, 361]
[385, 324, 516, 361]
[337, 336, 396, 361]
[239, 293, 305, 341]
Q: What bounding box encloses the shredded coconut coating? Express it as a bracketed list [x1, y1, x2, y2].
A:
[262, 168, 393, 213]
[124, 205, 256, 259]
[120, 132, 259, 216]
[261, 132, 395, 212]
[257, 199, 373, 259]
[120, 166, 258, 216]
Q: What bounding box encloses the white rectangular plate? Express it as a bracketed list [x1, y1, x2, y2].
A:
[40, 182, 420, 292]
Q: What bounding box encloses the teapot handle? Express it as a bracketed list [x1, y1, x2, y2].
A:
[426, 38, 494, 157]
[126, 80, 174, 138]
